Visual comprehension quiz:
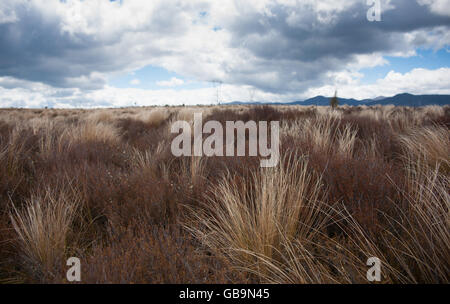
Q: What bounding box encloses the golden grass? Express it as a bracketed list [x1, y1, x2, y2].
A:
[65, 121, 120, 145]
[134, 109, 170, 127]
[9, 186, 81, 282]
[187, 154, 344, 283]
[86, 110, 115, 124]
[282, 114, 357, 158]
[377, 155, 450, 283]
[399, 126, 450, 171]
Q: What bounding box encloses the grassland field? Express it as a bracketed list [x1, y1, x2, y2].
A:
[0, 104, 448, 283]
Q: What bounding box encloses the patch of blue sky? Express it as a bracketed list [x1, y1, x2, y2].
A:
[360, 47, 450, 84]
[108, 65, 210, 90]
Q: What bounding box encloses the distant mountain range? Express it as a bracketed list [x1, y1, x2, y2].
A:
[227, 93, 450, 107]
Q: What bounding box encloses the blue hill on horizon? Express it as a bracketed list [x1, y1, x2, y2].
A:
[227, 93, 450, 107]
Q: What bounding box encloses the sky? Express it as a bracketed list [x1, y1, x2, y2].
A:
[0, 0, 449, 108]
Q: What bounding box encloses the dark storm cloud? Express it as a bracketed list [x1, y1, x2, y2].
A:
[222, 0, 450, 92]
[229, 0, 450, 61]
[0, 1, 194, 90]
[0, 5, 107, 89]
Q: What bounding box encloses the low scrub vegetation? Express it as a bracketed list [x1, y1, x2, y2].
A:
[0, 105, 448, 283]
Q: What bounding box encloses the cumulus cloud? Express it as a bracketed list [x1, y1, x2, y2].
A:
[1, 67, 449, 108]
[305, 67, 450, 99]
[156, 77, 185, 87]
[130, 79, 141, 86]
[418, 0, 450, 16]
[0, 2, 18, 24]
[0, 0, 449, 107]
[0, 0, 208, 90]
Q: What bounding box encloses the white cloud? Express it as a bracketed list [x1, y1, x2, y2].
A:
[418, 0, 450, 16]
[305, 68, 450, 99]
[1, 68, 449, 108]
[130, 78, 141, 86]
[0, 3, 18, 24]
[156, 77, 185, 87]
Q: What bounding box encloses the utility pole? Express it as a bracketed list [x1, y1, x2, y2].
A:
[212, 80, 222, 105]
[248, 87, 256, 103]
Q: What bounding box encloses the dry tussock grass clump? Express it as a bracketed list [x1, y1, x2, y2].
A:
[9, 186, 81, 282]
[85, 110, 115, 124]
[176, 107, 199, 122]
[66, 121, 120, 145]
[188, 154, 350, 283]
[399, 126, 450, 172]
[282, 114, 357, 158]
[134, 108, 170, 127]
[175, 107, 213, 123]
[382, 158, 450, 283]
